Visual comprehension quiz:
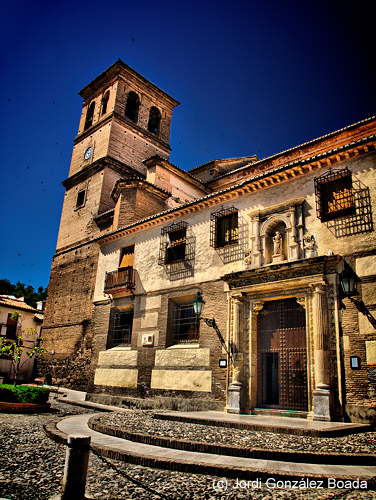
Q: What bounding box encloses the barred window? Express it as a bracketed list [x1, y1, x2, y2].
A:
[165, 227, 186, 264]
[158, 221, 195, 280]
[210, 207, 238, 248]
[159, 222, 188, 265]
[171, 302, 199, 344]
[107, 310, 133, 348]
[315, 168, 355, 222]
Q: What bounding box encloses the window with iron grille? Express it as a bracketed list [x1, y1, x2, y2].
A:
[158, 222, 195, 280]
[210, 207, 239, 248]
[107, 310, 133, 348]
[171, 302, 199, 344]
[165, 226, 186, 264]
[314, 168, 355, 222]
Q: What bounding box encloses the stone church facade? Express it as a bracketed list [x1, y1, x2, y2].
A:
[42, 60, 376, 423]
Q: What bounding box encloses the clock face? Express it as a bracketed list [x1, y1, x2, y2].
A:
[84, 147, 93, 160]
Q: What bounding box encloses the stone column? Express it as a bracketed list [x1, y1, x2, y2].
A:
[248, 300, 264, 409]
[311, 283, 332, 421]
[227, 295, 244, 414]
[251, 216, 261, 268]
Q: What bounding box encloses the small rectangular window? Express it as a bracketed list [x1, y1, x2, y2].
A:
[119, 245, 134, 269]
[107, 310, 133, 348]
[170, 302, 199, 344]
[76, 189, 86, 209]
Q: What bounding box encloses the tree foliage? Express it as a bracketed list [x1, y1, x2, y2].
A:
[0, 330, 46, 385]
[0, 279, 47, 308]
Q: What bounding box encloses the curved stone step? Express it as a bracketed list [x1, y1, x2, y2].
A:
[153, 411, 374, 437]
[44, 413, 376, 485]
[87, 415, 376, 466]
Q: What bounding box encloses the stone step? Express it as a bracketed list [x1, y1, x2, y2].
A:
[88, 414, 376, 466]
[153, 410, 374, 437]
[44, 414, 376, 484]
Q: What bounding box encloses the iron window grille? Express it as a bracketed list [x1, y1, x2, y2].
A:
[158, 221, 195, 280]
[107, 310, 133, 348]
[171, 302, 199, 344]
[314, 168, 355, 222]
[315, 168, 373, 237]
[210, 206, 247, 263]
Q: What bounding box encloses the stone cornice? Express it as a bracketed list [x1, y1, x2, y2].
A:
[222, 255, 342, 289]
[248, 197, 305, 217]
[111, 178, 170, 202]
[62, 156, 143, 190]
[79, 59, 180, 108]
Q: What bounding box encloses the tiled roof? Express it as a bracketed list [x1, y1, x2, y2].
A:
[0, 296, 39, 313]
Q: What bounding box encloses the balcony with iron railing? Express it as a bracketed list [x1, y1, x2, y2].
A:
[104, 267, 136, 293]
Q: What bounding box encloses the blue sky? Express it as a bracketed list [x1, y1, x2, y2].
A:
[0, 0, 374, 290]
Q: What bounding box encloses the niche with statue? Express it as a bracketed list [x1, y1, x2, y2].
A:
[246, 199, 314, 268]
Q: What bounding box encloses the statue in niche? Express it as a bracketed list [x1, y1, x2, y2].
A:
[304, 234, 316, 258]
[244, 249, 252, 265]
[271, 230, 284, 262]
[273, 231, 283, 255]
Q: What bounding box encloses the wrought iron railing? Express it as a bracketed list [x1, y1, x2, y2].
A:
[104, 267, 135, 291]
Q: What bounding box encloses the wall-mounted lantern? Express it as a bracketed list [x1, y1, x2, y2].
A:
[339, 265, 357, 298]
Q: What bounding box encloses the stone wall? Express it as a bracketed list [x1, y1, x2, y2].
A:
[41, 242, 100, 390]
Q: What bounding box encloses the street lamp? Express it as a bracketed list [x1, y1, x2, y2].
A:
[192, 291, 205, 317]
[340, 266, 357, 298]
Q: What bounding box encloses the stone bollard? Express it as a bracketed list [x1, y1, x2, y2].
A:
[50, 434, 93, 500]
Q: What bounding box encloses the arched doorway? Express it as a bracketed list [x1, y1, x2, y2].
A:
[257, 298, 308, 411]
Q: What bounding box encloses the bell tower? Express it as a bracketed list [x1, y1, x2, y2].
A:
[55, 60, 179, 250]
[42, 61, 179, 381]
[70, 59, 179, 178]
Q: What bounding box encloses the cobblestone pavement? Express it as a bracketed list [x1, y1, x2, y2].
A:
[96, 410, 376, 454]
[0, 399, 375, 500]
